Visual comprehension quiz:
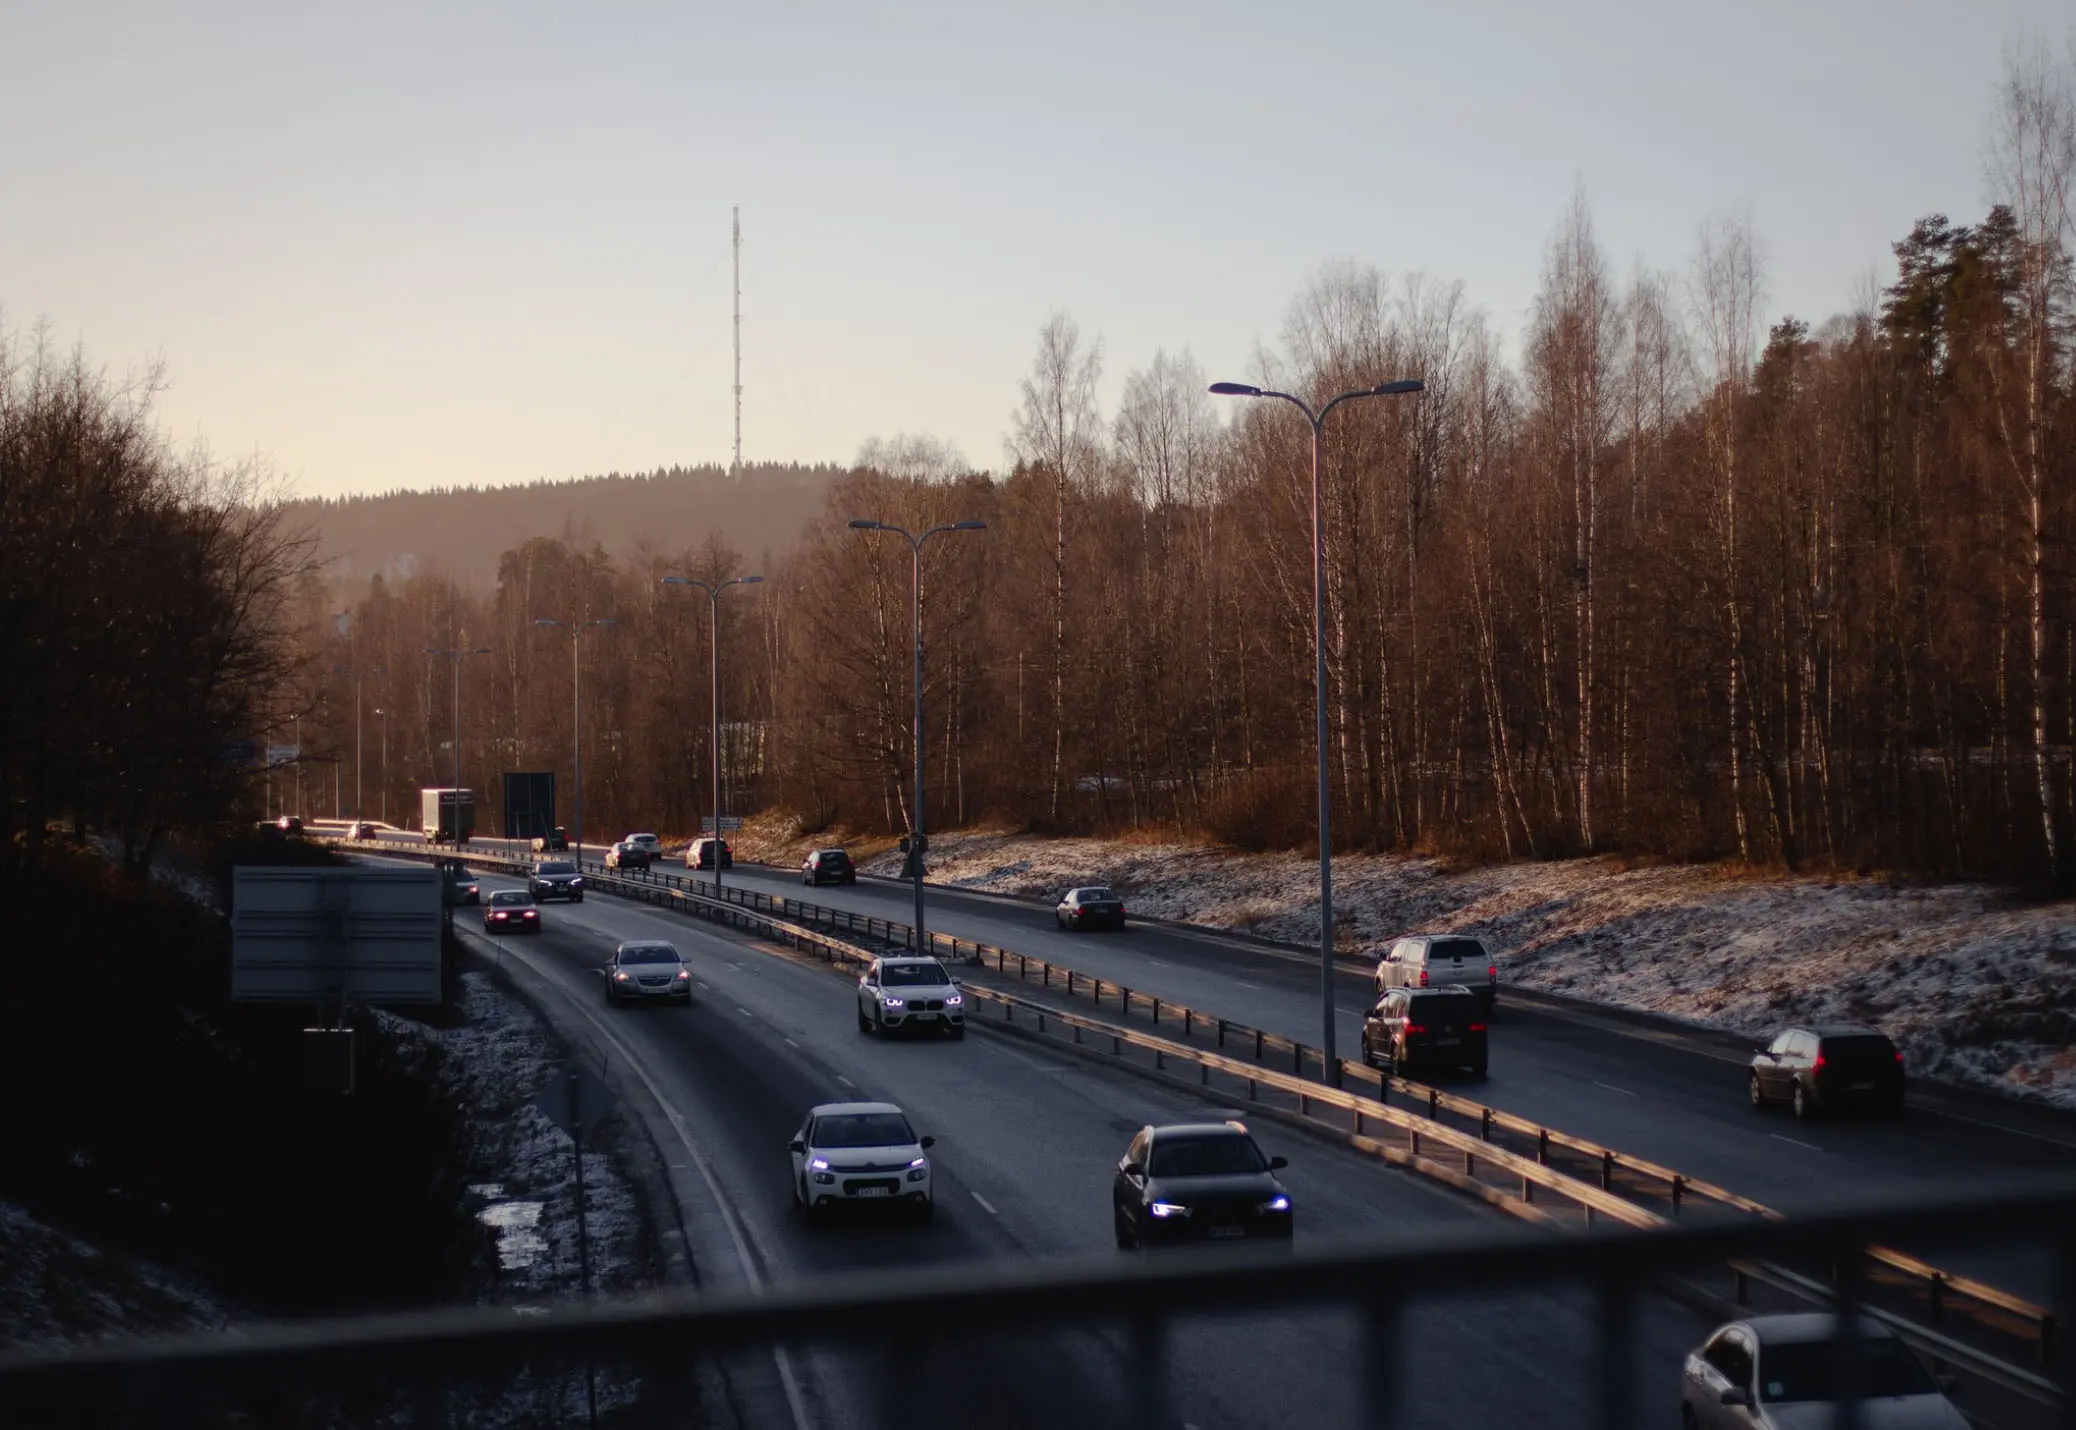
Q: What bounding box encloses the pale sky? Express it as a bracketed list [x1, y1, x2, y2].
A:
[3, 2, 2066, 500]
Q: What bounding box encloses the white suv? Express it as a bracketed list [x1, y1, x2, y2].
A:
[1375, 935, 1497, 1011]
[789, 1102, 935, 1220]
[857, 956, 966, 1038]
[625, 832, 662, 857]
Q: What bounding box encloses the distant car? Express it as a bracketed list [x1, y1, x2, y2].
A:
[688, 836, 733, 871]
[604, 940, 691, 1006]
[788, 1101, 935, 1221]
[1680, 1313, 1963, 1430]
[482, 889, 540, 933]
[530, 859, 585, 902]
[857, 956, 965, 1037]
[625, 832, 662, 857]
[1750, 1025, 1905, 1119]
[1056, 886, 1125, 931]
[1374, 935, 1497, 1012]
[1113, 1121, 1292, 1249]
[348, 820, 378, 840]
[605, 840, 652, 871]
[803, 848, 856, 886]
[435, 858, 480, 906]
[271, 814, 304, 835]
[1362, 987, 1488, 1076]
[531, 826, 570, 853]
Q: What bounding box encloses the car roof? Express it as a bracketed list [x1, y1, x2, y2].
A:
[875, 955, 945, 967]
[809, 1101, 904, 1118]
[1398, 984, 1480, 996]
[617, 939, 677, 952]
[1146, 1121, 1251, 1140]
[1398, 933, 1487, 944]
[488, 889, 530, 901]
[1730, 1313, 1898, 1344]
[813, 847, 850, 856]
[1811, 1024, 1889, 1038]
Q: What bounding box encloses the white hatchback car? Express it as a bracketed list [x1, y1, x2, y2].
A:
[789, 1102, 935, 1220]
[1681, 1313, 1964, 1430]
[857, 956, 966, 1038]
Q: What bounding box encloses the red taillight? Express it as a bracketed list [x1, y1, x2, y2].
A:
[1812, 1055, 1827, 1071]
[1418, 969, 1429, 986]
[1488, 965, 1497, 980]
[1403, 1023, 1429, 1035]
[1469, 1022, 1488, 1033]
[1894, 1051, 1905, 1064]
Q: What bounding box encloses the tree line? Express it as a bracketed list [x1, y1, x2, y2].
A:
[301, 48, 2075, 884]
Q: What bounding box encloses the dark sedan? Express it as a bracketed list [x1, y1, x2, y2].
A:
[529, 859, 585, 902]
[1056, 886, 1126, 931]
[1750, 1025, 1905, 1118]
[483, 890, 540, 933]
[1113, 1122, 1291, 1249]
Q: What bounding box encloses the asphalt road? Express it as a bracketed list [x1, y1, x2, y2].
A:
[436, 859, 1717, 1430]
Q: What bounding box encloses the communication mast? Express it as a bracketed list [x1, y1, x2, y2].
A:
[732, 206, 742, 476]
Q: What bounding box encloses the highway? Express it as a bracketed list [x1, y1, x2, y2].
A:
[446, 836, 2076, 1305]
[420, 855, 1718, 1430]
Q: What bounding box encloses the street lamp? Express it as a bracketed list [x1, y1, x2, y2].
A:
[662, 573, 764, 898]
[1210, 376, 1423, 1085]
[334, 662, 386, 820]
[536, 617, 617, 867]
[424, 643, 492, 841]
[372, 708, 389, 825]
[847, 517, 987, 952]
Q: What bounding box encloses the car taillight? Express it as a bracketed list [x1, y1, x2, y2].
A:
[1469, 1022, 1487, 1033]
[1894, 1051, 1904, 1063]
[1418, 969, 1429, 986]
[1812, 1055, 1827, 1071]
[1404, 1023, 1428, 1035]
[1488, 965, 1497, 980]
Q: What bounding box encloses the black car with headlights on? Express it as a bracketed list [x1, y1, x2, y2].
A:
[1112, 1121, 1291, 1249]
[529, 859, 584, 902]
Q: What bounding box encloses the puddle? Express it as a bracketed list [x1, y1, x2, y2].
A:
[477, 1197, 546, 1270]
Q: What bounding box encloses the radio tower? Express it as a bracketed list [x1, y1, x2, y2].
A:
[731, 206, 742, 477]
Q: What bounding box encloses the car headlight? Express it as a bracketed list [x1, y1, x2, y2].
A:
[908, 1156, 927, 1168]
[809, 1157, 829, 1171]
[1149, 1201, 1192, 1219]
[1259, 1195, 1291, 1213]
[570, 877, 583, 886]
[614, 972, 629, 982]
[946, 993, 963, 1005]
[675, 970, 690, 981]
[884, 997, 906, 1009]
[906, 1169, 927, 1182]
[813, 1172, 835, 1185]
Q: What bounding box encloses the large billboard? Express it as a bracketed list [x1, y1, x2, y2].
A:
[502, 771, 556, 840]
[230, 866, 443, 1006]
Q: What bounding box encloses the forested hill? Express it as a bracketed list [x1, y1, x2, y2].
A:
[288, 462, 842, 589]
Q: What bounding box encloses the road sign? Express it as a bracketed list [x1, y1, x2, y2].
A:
[266, 744, 299, 766]
[230, 866, 444, 1006]
[533, 1061, 616, 1142]
[700, 817, 745, 832]
[220, 739, 258, 767]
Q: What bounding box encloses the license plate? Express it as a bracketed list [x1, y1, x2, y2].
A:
[1208, 1225, 1246, 1239]
[1850, 1081, 1875, 1091]
[1435, 1037, 1461, 1046]
[853, 1187, 891, 1198]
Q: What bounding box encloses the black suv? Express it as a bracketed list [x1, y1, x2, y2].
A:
[529, 859, 585, 902]
[1112, 1122, 1292, 1249]
[803, 848, 856, 886]
[1362, 986, 1489, 1076]
[1750, 1025, 1905, 1118]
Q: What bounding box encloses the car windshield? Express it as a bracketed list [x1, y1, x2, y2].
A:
[1429, 937, 1487, 961]
[1147, 1134, 1266, 1178]
[1412, 993, 1483, 1023]
[538, 861, 575, 875]
[1079, 888, 1117, 902]
[1758, 1338, 1936, 1403]
[819, 851, 849, 863]
[813, 1113, 916, 1148]
[619, 945, 678, 964]
[489, 891, 531, 907]
[882, 962, 950, 986]
[1821, 1035, 1897, 1064]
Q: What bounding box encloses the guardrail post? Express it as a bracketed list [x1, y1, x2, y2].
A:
[1537, 1129, 1550, 1166]
[1043, 964, 1051, 988]
[1293, 1043, 1303, 1077]
[1150, 996, 1158, 1025]
[1255, 1029, 1264, 1059]
[1463, 1147, 1474, 1177]
[1067, 970, 1076, 996]
[1670, 1175, 1684, 1213]
[2037, 1312, 2053, 1368]
[1410, 1129, 1419, 1158]
[1925, 1272, 1942, 1323]
[1521, 1173, 1533, 1204]
[1732, 1266, 1748, 1304]
[1601, 1151, 1614, 1191]
[1183, 1008, 1192, 1035]
[1427, 1088, 1439, 1120]
[1297, 1090, 1309, 1117]
[1480, 1108, 1492, 1141]
[1073, 1024, 1082, 1045]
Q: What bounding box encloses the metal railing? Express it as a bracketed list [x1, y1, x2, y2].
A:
[337, 835, 2064, 1376]
[2, 1182, 2070, 1429]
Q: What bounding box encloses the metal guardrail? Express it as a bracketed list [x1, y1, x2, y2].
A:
[2, 1182, 2070, 1430]
[336, 834, 2063, 1375]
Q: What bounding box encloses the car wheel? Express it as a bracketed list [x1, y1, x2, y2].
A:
[1361, 1033, 1378, 1069]
[1114, 1206, 1136, 1250]
[915, 1197, 934, 1224]
[874, 1008, 887, 1037]
[948, 1023, 966, 1040]
[845, 875, 856, 885]
[574, 893, 584, 903]
[858, 1006, 872, 1033]
[1792, 1080, 1813, 1119]
[1469, 1059, 1488, 1078]
[792, 1176, 804, 1210]
[1749, 1074, 1767, 1110]
[1680, 1405, 1698, 1430]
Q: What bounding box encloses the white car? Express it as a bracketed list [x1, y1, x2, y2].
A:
[788, 1101, 935, 1220]
[625, 832, 663, 857]
[1681, 1313, 1965, 1429]
[857, 956, 966, 1038]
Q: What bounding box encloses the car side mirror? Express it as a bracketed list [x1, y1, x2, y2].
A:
[1268, 1155, 1288, 1170]
[1122, 1161, 1144, 1178]
[788, 1139, 805, 1155]
[1719, 1388, 1751, 1408]
[918, 1136, 936, 1149]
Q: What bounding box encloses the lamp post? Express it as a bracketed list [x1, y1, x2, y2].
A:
[846, 517, 987, 952]
[373, 708, 389, 825]
[424, 643, 492, 841]
[1209, 376, 1423, 1085]
[536, 617, 617, 867]
[334, 663, 386, 819]
[662, 573, 764, 898]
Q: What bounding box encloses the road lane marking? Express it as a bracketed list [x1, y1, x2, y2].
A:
[1235, 980, 1259, 990]
[1771, 1133, 1823, 1152]
[1592, 1081, 1638, 1097]
[738, 1007, 753, 1017]
[1149, 959, 1172, 968]
[784, 1037, 800, 1049]
[836, 1075, 856, 1089]
[970, 1192, 998, 1216]
[697, 981, 712, 990]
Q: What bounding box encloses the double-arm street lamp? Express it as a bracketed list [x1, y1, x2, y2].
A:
[424, 644, 492, 840]
[662, 573, 764, 899]
[847, 517, 987, 952]
[1209, 377, 1424, 1085]
[536, 617, 617, 867]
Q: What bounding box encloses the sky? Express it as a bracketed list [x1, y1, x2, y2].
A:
[2, 1, 2068, 501]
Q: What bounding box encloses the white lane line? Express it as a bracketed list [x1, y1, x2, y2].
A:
[738, 1007, 753, 1017]
[1235, 980, 1259, 990]
[482, 933, 813, 1430]
[1771, 1133, 1823, 1152]
[836, 1075, 856, 1089]
[697, 981, 712, 990]
[784, 1037, 800, 1049]
[1592, 1081, 1638, 1097]
[1149, 959, 1172, 968]
[970, 1191, 999, 1216]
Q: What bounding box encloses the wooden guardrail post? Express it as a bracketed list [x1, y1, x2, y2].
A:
[1601, 1151, 1615, 1191]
